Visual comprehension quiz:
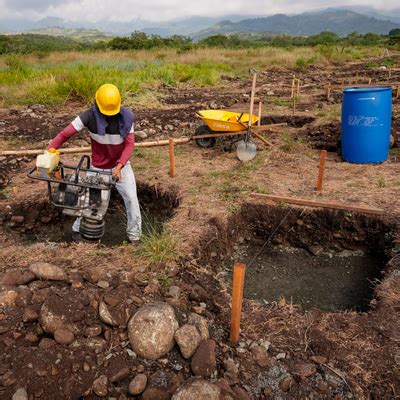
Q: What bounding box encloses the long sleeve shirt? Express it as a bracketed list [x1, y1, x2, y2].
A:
[48, 108, 135, 169]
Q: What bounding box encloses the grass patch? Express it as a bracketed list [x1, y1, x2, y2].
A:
[271, 98, 292, 107]
[135, 227, 179, 265]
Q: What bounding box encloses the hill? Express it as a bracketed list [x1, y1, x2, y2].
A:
[193, 9, 400, 39]
[24, 27, 112, 42]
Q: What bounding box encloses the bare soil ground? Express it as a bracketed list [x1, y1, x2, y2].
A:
[0, 56, 400, 399]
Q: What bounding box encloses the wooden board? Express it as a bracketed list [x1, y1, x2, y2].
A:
[250, 193, 385, 215]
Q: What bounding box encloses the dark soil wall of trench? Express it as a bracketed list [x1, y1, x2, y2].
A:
[195, 203, 397, 312]
[0, 182, 180, 245]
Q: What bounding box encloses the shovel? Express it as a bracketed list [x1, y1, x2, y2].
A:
[237, 71, 257, 162]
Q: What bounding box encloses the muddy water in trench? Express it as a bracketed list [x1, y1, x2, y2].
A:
[233, 246, 385, 312]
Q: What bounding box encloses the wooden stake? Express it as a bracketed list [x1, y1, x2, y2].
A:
[316, 150, 327, 191]
[368, 78, 372, 86]
[250, 193, 385, 215]
[291, 76, 295, 98]
[230, 262, 246, 346]
[252, 131, 272, 147]
[169, 138, 175, 178]
[292, 94, 296, 116]
[0, 138, 191, 157]
[257, 102, 262, 127]
[296, 79, 300, 96]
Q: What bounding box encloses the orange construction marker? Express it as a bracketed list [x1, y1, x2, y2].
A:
[230, 263, 246, 346]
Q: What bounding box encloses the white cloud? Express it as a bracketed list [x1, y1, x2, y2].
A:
[1, 0, 399, 22]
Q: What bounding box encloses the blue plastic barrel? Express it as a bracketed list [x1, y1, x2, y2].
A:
[341, 87, 392, 163]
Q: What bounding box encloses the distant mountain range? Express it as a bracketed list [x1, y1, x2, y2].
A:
[1, 7, 400, 39]
[194, 9, 400, 39]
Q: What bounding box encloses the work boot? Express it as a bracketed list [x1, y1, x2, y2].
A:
[72, 231, 81, 243]
[128, 237, 141, 246]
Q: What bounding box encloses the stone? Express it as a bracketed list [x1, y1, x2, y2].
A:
[174, 324, 202, 359]
[188, 313, 209, 340]
[135, 131, 148, 139]
[84, 325, 102, 337]
[98, 301, 118, 326]
[291, 363, 317, 380]
[232, 387, 252, 400]
[189, 283, 208, 302]
[223, 358, 239, 384]
[317, 381, 329, 393]
[110, 367, 130, 383]
[191, 339, 217, 377]
[39, 298, 78, 335]
[83, 362, 91, 372]
[168, 286, 180, 299]
[29, 262, 66, 281]
[279, 376, 294, 392]
[54, 329, 75, 345]
[310, 355, 327, 365]
[251, 346, 269, 367]
[39, 338, 56, 349]
[2, 270, 35, 286]
[83, 268, 100, 284]
[22, 306, 39, 322]
[263, 387, 273, 397]
[97, 280, 110, 289]
[93, 375, 108, 397]
[11, 215, 24, 224]
[12, 388, 28, 400]
[128, 302, 179, 360]
[0, 290, 18, 307]
[128, 374, 148, 395]
[171, 379, 222, 400]
[25, 332, 39, 343]
[142, 370, 183, 400]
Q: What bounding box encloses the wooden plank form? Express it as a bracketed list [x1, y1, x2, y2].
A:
[250, 193, 385, 215]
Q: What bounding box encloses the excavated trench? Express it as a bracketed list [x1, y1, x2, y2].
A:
[202, 203, 395, 312]
[0, 183, 180, 246]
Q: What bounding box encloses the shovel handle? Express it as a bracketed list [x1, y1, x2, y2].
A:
[246, 72, 257, 142]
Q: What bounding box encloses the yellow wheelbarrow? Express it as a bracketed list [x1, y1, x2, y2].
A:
[194, 110, 259, 148]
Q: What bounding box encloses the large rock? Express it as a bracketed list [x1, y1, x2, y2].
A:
[29, 262, 66, 281]
[174, 324, 202, 359]
[39, 295, 83, 335]
[172, 379, 222, 400]
[2, 270, 35, 286]
[128, 302, 179, 360]
[191, 339, 217, 377]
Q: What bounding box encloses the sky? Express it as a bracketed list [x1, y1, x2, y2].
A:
[1, 0, 399, 22]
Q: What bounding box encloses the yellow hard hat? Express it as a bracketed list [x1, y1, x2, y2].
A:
[95, 83, 121, 116]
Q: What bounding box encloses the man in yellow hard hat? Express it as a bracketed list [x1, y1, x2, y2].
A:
[48, 83, 141, 243]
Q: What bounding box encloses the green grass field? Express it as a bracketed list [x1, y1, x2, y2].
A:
[0, 46, 384, 108]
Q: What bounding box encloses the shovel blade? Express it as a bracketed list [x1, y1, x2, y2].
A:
[237, 140, 257, 162]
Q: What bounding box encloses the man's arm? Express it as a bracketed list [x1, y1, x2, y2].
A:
[113, 125, 135, 181]
[48, 114, 88, 150]
[116, 132, 135, 166]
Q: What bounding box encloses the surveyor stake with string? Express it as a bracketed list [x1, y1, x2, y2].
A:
[46, 83, 142, 244]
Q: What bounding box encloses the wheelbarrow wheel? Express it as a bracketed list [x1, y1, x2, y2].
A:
[195, 125, 216, 148]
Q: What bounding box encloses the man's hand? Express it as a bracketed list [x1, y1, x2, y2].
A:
[112, 163, 123, 182]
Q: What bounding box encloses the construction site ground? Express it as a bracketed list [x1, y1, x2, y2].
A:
[0, 57, 400, 399]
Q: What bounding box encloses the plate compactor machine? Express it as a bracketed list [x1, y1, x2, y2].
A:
[28, 151, 117, 241]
